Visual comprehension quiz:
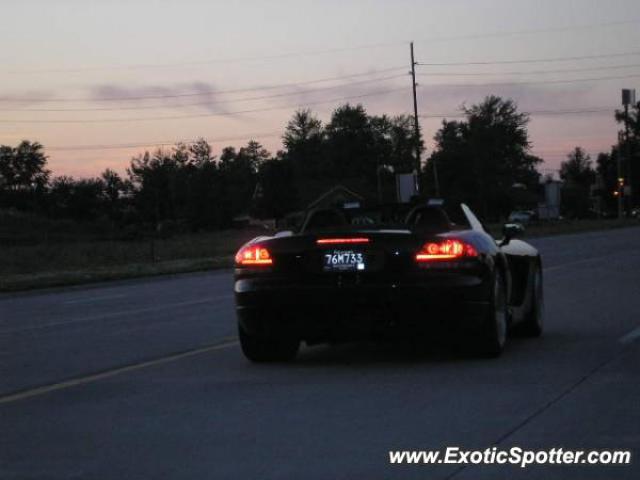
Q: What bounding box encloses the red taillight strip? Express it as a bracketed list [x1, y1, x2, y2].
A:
[240, 258, 273, 265]
[235, 245, 273, 266]
[316, 237, 370, 245]
[415, 239, 477, 262]
[416, 253, 461, 261]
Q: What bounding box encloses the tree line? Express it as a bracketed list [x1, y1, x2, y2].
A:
[551, 93, 640, 219]
[1, 96, 637, 238]
[0, 103, 420, 235]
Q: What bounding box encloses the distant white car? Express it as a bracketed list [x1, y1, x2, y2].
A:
[508, 211, 533, 225]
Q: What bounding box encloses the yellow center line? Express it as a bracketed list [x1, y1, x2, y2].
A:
[0, 338, 238, 406]
[0, 295, 233, 335]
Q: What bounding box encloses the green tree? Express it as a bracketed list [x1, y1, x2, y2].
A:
[11, 141, 50, 190]
[0, 141, 50, 210]
[252, 157, 298, 220]
[283, 109, 325, 178]
[127, 149, 183, 226]
[283, 110, 323, 151]
[189, 138, 216, 167]
[217, 141, 263, 219]
[100, 169, 125, 222]
[48, 176, 105, 221]
[385, 114, 421, 174]
[325, 104, 375, 182]
[560, 147, 595, 187]
[279, 106, 421, 203]
[48, 176, 75, 217]
[559, 147, 595, 218]
[238, 140, 270, 172]
[0, 145, 15, 191]
[425, 96, 541, 219]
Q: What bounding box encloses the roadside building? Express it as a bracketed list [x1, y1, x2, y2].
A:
[538, 179, 562, 220]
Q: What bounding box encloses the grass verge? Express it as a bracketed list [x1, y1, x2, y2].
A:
[1, 219, 638, 292]
[0, 257, 233, 293]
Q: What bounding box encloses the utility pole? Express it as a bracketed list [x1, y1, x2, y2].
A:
[625, 101, 631, 216]
[617, 131, 624, 220]
[621, 89, 636, 218]
[410, 42, 439, 197]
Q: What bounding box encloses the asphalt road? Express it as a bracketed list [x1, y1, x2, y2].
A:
[1, 227, 640, 480]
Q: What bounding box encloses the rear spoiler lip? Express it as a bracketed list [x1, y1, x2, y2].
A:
[353, 228, 412, 234]
[303, 228, 412, 236]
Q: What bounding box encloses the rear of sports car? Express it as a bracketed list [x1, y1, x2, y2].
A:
[234, 229, 497, 359]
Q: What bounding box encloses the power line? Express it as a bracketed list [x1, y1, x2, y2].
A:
[0, 66, 407, 103]
[0, 86, 407, 124]
[5, 18, 639, 75]
[5, 59, 635, 106]
[420, 106, 616, 119]
[522, 107, 616, 115]
[4, 42, 406, 75]
[418, 73, 640, 88]
[2, 77, 628, 124]
[2, 74, 407, 112]
[414, 19, 640, 44]
[416, 63, 640, 77]
[416, 50, 640, 66]
[38, 106, 620, 152]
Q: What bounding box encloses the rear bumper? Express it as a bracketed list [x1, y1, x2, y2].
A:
[234, 273, 492, 341]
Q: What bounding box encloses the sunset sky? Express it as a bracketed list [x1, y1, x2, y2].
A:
[2, 0, 640, 178]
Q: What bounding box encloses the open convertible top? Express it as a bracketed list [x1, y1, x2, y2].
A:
[300, 201, 473, 234]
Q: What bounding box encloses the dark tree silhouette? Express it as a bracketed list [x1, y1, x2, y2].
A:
[101, 169, 126, 222]
[3, 101, 597, 233]
[252, 156, 298, 220]
[560, 147, 595, 186]
[559, 147, 596, 218]
[283, 109, 325, 178]
[614, 101, 640, 206]
[283, 110, 323, 150]
[425, 96, 541, 219]
[595, 151, 618, 214]
[0, 141, 50, 210]
[325, 104, 376, 181]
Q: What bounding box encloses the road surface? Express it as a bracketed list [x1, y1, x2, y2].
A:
[1, 227, 639, 479]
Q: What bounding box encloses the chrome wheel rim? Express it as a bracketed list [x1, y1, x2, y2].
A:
[534, 269, 544, 329]
[495, 275, 507, 347]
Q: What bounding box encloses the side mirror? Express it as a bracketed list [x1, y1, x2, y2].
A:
[501, 223, 524, 246]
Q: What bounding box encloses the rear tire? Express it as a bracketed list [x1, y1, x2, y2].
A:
[475, 270, 508, 358]
[238, 324, 299, 362]
[520, 263, 544, 337]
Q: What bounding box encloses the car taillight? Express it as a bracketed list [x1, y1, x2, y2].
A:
[235, 245, 273, 266]
[415, 239, 478, 262]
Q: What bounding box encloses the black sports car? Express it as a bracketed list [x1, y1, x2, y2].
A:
[234, 201, 543, 361]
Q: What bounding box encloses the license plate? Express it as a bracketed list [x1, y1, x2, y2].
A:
[323, 250, 365, 272]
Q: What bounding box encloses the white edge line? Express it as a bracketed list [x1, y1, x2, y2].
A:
[619, 326, 640, 345]
[63, 294, 128, 305]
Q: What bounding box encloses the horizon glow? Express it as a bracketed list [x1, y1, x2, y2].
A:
[1, 0, 639, 178]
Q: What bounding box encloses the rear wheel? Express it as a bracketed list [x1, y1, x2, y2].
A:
[238, 324, 299, 362]
[520, 263, 544, 337]
[475, 270, 508, 358]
